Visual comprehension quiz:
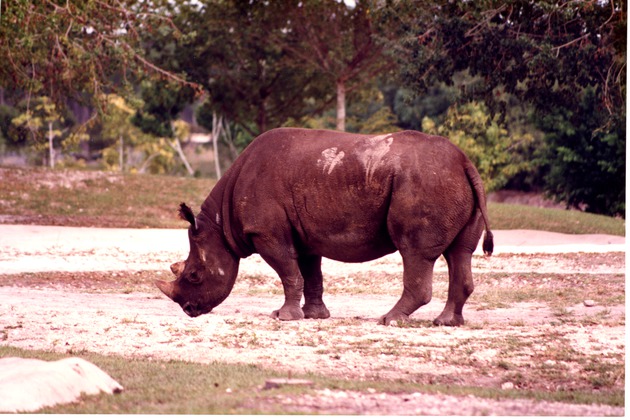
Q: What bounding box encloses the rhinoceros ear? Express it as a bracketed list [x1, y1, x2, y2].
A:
[178, 202, 197, 230]
[170, 260, 185, 276]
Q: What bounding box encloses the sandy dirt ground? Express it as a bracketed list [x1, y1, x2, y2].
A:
[0, 224, 625, 415]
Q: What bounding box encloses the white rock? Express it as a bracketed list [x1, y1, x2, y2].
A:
[0, 357, 122, 413]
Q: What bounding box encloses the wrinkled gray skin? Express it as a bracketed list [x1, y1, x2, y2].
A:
[156, 128, 493, 326]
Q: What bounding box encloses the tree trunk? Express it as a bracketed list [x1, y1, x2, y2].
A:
[48, 121, 55, 169]
[212, 112, 223, 179]
[223, 122, 240, 161]
[119, 135, 124, 172]
[171, 138, 195, 176]
[336, 80, 346, 132]
[139, 152, 160, 174]
[168, 121, 194, 176]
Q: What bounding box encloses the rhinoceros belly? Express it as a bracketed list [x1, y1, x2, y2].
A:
[301, 227, 397, 263]
[290, 183, 397, 262]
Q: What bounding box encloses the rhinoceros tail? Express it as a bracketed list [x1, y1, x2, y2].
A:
[482, 230, 494, 256]
[464, 162, 493, 256]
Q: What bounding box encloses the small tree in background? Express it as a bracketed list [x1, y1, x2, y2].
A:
[11, 97, 65, 168]
[131, 81, 196, 175]
[100, 94, 158, 172]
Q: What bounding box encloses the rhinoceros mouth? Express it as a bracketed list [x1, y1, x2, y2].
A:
[182, 302, 212, 318]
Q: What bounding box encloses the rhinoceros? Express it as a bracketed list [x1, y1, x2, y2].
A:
[156, 128, 493, 326]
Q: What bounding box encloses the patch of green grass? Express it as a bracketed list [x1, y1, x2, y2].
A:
[0, 167, 624, 234]
[0, 167, 215, 228]
[0, 345, 281, 414]
[0, 345, 623, 413]
[488, 202, 625, 236]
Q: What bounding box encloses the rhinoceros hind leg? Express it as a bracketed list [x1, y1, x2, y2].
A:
[433, 312, 465, 326]
[378, 254, 435, 326]
[432, 250, 472, 327]
[271, 305, 305, 321]
[433, 217, 482, 327]
[378, 312, 410, 326]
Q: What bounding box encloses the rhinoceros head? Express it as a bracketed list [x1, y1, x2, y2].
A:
[155, 203, 239, 317]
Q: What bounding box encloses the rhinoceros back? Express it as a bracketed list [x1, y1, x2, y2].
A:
[207, 128, 492, 262]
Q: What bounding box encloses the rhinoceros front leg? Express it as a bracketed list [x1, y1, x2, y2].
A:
[270, 272, 306, 321]
[298, 255, 331, 319]
[255, 239, 306, 321]
[379, 254, 435, 325]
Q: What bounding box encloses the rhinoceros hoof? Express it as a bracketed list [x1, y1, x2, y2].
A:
[378, 312, 410, 326]
[271, 306, 305, 321]
[302, 304, 331, 319]
[433, 314, 465, 327]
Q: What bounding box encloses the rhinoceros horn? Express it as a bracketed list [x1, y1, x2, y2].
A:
[155, 280, 176, 300]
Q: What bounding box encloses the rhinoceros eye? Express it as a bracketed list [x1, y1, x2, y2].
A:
[188, 271, 202, 284]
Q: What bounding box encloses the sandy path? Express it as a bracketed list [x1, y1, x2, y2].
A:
[0, 225, 624, 274]
[0, 224, 625, 415]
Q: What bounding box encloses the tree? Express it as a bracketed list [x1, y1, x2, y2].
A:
[400, 0, 625, 119]
[196, 98, 248, 176]
[0, 104, 25, 153]
[158, 0, 331, 137]
[132, 80, 197, 175]
[279, 0, 396, 131]
[536, 87, 625, 215]
[99, 94, 159, 172]
[11, 97, 66, 168]
[0, 1, 194, 108]
[398, 0, 626, 215]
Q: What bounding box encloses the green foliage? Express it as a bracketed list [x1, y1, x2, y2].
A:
[9, 96, 81, 166]
[0, 0, 198, 171]
[0, 104, 22, 151]
[285, 83, 402, 134]
[11, 97, 64, 147]
[345, 85, 401, 134]
[99, 94, 159, 172]
[132, 81, 195, 139]
[536, 88, 625, 216]
[401, 0, 625, 122]
[385, 84, 458, 130]
[397, 0, 626, 216]
[423, 101, 540, 192]
[160, 0, 332, 137]
[277, 0, 396, 131]
[196, 100, 252, 155]
[0, 0, 188, 104]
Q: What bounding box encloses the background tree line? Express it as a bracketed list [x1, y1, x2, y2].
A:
[0, 0, 625, 216]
